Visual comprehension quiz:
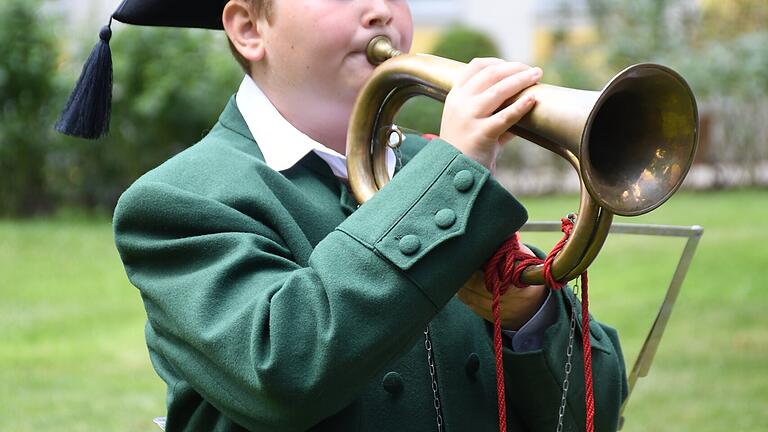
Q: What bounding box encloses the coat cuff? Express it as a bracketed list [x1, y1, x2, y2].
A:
[337, 138, 527, 309]
[502, 289, 558, 352]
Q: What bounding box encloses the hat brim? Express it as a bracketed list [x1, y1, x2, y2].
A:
[113, 0, 227, 30]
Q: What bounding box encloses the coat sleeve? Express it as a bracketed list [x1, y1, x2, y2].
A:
[114, 138, 528, 431]
[502, 286, 629, 432]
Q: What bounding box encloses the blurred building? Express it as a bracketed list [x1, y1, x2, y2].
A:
[50, 0, 114, 28]
[410, 0, 597, 62]
[410, 0, 535, 61]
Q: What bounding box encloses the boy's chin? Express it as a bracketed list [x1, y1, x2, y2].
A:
[347, 52, 376, 74]
[344, 61, 376, 89]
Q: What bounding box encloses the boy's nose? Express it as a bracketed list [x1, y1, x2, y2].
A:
[362, 0, 394, 28]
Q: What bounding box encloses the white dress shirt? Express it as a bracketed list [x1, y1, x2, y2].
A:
[235, 75, 395, 180]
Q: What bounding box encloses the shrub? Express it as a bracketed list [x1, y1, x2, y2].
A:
[0, 0, 59, 216]
[49, 27, 242, 211]
[396, 25, 501, 135]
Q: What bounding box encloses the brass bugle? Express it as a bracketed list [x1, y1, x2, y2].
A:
[346, 36, 698, 285]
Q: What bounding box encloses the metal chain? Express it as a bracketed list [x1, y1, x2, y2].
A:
[556, 282, 579, 432]
[424, 326, 444, 432]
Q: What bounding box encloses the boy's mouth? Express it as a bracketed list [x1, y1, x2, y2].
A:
[349, 34, 399, 69]
[347, 51, 377, 71]
[356, 33, 399, 55]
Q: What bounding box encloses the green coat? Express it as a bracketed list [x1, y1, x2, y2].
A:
[114, 97, 627, 432]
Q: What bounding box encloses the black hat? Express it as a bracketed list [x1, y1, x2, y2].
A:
[113, 0, 228, 30]
[55, 0, 228, 139]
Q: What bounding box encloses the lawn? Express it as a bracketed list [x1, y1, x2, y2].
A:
[1, 189, 766, 431]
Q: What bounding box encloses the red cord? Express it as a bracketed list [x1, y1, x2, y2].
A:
[417, 135, 596, 431]
[483, 218, 595, 432]
[581, 271, 595, 432]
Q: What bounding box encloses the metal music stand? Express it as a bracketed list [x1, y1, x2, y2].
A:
[519, 222, 704, 429]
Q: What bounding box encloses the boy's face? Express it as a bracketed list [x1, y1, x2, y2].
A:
[258, 0, 413, 106]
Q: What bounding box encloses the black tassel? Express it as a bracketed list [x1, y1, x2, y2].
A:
[55, 24, 114, 139]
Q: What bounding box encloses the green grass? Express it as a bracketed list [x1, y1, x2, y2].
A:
[0, 216, 165, 431]
[519, 189, 768, 431]
[1, 190, 766, 431]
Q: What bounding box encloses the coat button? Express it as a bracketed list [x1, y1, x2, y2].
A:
[382, 372, 404, 394]
[434, 209, 457, 229]
[453, 170, 475, 192]
[465, 353, 480, 376]
[398, 235, 421, 255]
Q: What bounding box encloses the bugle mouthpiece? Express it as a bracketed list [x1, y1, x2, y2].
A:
[366, 36, 401, 65]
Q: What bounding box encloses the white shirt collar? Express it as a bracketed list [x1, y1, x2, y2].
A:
[235, 75, 394, 180]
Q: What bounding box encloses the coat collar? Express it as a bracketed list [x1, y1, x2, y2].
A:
[220, 75, 394, 180]
[235, 76, 351, 176]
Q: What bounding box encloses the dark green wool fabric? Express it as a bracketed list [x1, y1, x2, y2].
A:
[113, 97, 627, 432]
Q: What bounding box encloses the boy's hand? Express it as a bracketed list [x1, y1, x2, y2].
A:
[456, 243, 548, 330]
[440, 59, 542, 171]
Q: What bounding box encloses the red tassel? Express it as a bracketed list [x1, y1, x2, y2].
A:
[484, 218, 595, 432]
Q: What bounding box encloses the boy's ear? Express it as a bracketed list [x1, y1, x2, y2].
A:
[223, 0, 266, 63]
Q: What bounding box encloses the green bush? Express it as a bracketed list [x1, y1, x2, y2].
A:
[0, 0, 59, 216]
[430, 26, 501, 63]
[396, 26, 501, 135]
[395, 97, 444, 136]
[49, 27, 242, 211]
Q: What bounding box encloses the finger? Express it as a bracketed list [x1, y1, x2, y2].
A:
[457, 282, 496, 307]
[486, 93, 537, 138]
[476, 66, 541, 116]
[518, 242, 537, 257]
[461, 284, 494, 302]
[460, 275, 495, 299]
[455, 287, 472, 304]
[500, 131, 516, 145]
[456, 285, 486, 305]
[457, 288, 494, 315]
[462, 61, 533, 96]
[454, 58, 505, 88]
[456, 289, 481, 314]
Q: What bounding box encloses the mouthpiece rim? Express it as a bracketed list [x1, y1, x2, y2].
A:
[366, 36, 402, 65]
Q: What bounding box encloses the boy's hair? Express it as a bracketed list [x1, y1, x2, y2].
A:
[228, 0, 273, 73]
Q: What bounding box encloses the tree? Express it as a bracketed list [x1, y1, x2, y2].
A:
[50, 26, 242, 210]
[396, 25, 501, 135]
[546, 0, 768, 185]
[0, 0, 60, 216]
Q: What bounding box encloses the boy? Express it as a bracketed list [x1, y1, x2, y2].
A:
[87, 0, 629, 430]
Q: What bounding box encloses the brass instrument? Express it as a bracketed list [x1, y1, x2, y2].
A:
[346, 36, 698, 286]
